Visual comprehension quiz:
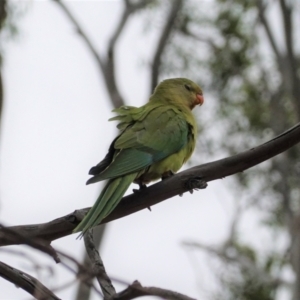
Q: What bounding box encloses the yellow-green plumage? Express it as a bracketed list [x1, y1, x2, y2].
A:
[74, 78, 204, 236]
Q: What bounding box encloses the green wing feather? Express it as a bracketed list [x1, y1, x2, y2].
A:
[87, 106, 189, 184]
[74, 103, 191, 236]
[74, 172, 137, 236]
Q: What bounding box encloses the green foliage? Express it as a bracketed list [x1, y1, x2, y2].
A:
[161, 0, 300, 222]
[213, 242, 284, 300]
[155, 0, 299, 298]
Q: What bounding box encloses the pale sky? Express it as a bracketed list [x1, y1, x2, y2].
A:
[0, 1, 269, 299]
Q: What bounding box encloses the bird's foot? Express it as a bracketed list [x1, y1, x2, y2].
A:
[179, 177, 207, 196]
[187, 177, 207, 190]
[133, 183, 147, 194]
[132, 183, 151, 210]
[161, 170, 175, 180]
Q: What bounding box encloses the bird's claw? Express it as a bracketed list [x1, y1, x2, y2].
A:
[186, 177, 207, 190]
[133, 183, 147, 193]
[180, 177, 207, 196]
[161, 170, 175, 180]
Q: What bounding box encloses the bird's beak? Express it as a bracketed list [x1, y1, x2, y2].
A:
[196, 93, 204, 106]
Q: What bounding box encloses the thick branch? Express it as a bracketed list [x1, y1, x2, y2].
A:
[111, 280, 196, 300]
[0, 122, 300, 246]
[150, 0, 183, 91]
[0, 225, 60, 262]
[0, 261, 61, 300]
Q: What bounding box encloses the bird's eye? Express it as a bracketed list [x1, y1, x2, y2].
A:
[184, 84, 192, 91]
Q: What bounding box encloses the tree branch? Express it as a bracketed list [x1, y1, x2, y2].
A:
[0, 122, 300, 246]
[279, 0, 300, 120]
[256, 1, 282, 66]
[52, 0, 124, 107]
[82, 232, 197, 300]
[53, 0, 152, 109]
[0, 261, 61, 300]
[183, 242, 285, 288]
[75, 225, 106, 300]
[150, 0, 183, 91]
[83, 229, 116, 298]
[279, 0, 294, 66]
[50, 2, 141, 299]
[179, 29, 218, 51]
[111, 280, 196, 300]
[258, 0, 300, 121]
[0, 225, 106, 297]
[52, 0, 104, 70]
[0, 0, 8, 136]
[0, 225, 60, 262]
[102, 0, 153, 107]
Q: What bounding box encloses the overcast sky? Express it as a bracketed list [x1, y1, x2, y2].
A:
[0, 1, 271, 299]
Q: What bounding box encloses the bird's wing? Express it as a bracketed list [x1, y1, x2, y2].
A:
[86, 106, 189, 184]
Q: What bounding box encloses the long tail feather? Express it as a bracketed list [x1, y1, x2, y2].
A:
[74, 172, 137, 237]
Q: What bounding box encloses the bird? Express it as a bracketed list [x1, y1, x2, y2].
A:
[73, 78, 204, 236]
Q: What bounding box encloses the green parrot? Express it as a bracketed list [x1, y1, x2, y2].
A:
[74, 78, 204, 235]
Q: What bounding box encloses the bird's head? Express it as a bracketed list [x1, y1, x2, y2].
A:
[153, 78, 204, 110]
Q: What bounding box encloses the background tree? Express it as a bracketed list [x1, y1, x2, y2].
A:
[0, 0, 299, 299]
[156, 1, 299, 299]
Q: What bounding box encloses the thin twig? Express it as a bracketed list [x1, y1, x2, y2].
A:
[179, 29, 218, 51]
[111, 280, 196, 300]
[151, 0, 183, 91]
[84, 229, 116, 298]
[52, 0, 122, 107]
[0, 0, 8, 135]
[104, 0, 153, 107]
[0, 225, 103, 296]
[0, 122, 300, 245]
[279, 0, 300, 120]
[183, 242, 286, 289]
[75, 225, 107, 300]
[0, 261, 61, 300]
[256, 1, 282, 65]
[279, 0, 294, 65]
[52, 0, 152, 109]
[52, 0, 104, 69]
